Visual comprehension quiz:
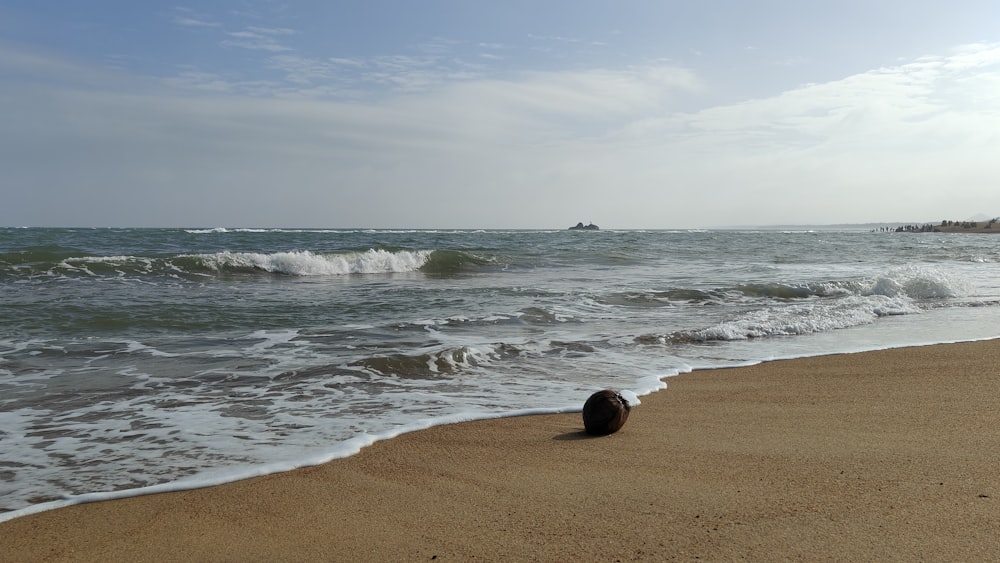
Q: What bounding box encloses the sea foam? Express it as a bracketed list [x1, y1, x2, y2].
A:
[675, 266, 962, 342]
[196, 249, 432, 275]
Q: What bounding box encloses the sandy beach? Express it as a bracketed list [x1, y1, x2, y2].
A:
[3, 339, 1000, 561]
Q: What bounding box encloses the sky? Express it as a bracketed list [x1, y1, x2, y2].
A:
[2, 1, 999, 229]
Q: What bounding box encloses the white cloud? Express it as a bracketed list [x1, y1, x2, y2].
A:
[266, 54, 338, 85]
[221, 26, 296, 52]
[245, 26, 296, 36]
[174, 17, 219, 28]
[170, 7, 220, 28]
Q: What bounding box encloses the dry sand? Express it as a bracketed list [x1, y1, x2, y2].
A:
[3, 340, 1000, 561]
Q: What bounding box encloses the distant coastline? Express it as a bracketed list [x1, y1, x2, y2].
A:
[725, 218, 1000, 233]
[874, 218, 1000, 233]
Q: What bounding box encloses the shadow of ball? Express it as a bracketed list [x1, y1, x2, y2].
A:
[582, 390, 631, 435]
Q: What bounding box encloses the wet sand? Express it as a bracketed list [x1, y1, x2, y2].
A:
[3, 340, 1000, 561]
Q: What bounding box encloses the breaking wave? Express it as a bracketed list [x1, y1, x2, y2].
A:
[194, 249, 432, 276]
[644, 266, 967, 343]
[349, 346, 492, 378]
[2, 249, 443, 279]
[420, 250, 498, 275]
[667, 294, 921, 343]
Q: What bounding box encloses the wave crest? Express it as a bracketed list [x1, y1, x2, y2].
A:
[669, 295, 919, 343]
[420, 250, 497, 275]
[349, 346, 490, 377]
[647, 267, 963, 344]
[861, 266, 965, 299]
[194, 249, 432, 276]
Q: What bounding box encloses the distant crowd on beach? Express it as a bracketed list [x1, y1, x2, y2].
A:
[873, 218, 1000, 233]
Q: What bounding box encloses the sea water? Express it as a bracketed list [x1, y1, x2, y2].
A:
[2, 227, 999, 521]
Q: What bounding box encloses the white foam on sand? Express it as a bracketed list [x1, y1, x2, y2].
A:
[0, 366, 682, 525]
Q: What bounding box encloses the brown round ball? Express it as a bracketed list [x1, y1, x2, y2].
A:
[582, 390, 631, 435]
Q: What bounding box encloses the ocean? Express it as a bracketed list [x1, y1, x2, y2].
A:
[2, 227, 999, 521]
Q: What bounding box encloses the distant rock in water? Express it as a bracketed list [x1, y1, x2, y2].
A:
[582, 390, 631, 435]
[569, 222, 600, 231]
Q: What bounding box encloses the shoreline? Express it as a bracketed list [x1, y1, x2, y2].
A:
[3, 339, 1000, 560]
[3, 336, 986, 527]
